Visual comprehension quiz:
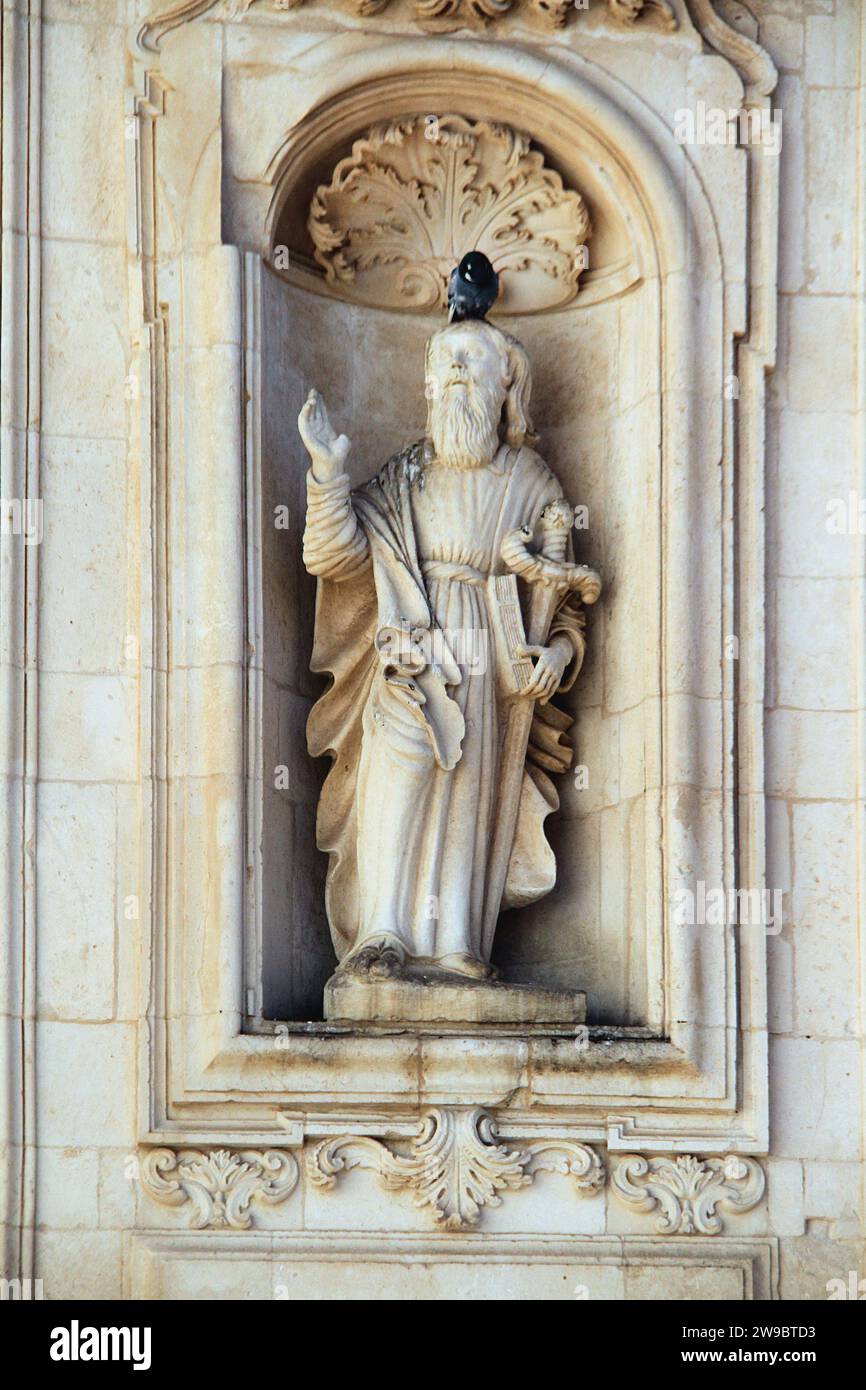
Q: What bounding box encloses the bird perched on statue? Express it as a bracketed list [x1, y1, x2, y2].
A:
[447, 251, 500, 323]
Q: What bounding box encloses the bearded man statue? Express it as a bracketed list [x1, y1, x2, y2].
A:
[299, 317, 599, 1013]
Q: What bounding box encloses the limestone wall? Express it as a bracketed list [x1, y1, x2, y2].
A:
[1, 0, 863, 1301]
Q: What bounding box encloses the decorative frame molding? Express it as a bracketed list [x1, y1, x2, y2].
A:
[126, 3, 777, 1183]
[128, 1230, 779, 1299]
[1, 0, 42, 1286]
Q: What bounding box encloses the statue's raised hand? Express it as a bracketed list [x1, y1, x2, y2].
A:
[298, 388, 351, 483]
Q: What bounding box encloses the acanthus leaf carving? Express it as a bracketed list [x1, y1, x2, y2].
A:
[612, 1154, 766, 1235]
[305, 115, 591, 315]
[520, 1137, 605, 1192]
[140, 1147, 299, 1229]
[269, 0, 675, 29]
[307, 1108, 604, 1229]
[139, 0, 677, 54]
[223, 0, 675, 32]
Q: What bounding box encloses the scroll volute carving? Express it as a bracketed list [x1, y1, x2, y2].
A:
[305, 115, 591, 315]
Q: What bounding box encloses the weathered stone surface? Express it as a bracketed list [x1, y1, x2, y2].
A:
[299, 313, 599, 1014]
[324, 967, 587, 1025]
[1, 0, 863, 1305]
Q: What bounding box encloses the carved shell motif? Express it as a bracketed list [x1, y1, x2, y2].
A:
[307, 115, 591, 315]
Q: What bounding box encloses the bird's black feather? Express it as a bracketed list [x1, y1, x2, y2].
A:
[447, 251, 500, 322]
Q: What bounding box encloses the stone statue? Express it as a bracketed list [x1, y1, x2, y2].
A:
[299, 316, 600, 1022]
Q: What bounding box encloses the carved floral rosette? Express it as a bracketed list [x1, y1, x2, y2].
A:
[306, 115, 591, 315]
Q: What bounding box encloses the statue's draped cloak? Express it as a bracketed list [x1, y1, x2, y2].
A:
[306, 442, 585, 962]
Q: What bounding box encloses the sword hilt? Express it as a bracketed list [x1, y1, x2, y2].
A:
[538, 498, 571, 563]
[500, 504, 601, 605]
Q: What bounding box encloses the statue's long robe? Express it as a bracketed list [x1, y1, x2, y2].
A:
[303, 440, 585, 964]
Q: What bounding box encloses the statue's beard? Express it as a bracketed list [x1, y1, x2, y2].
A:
[429, 383, 501, 469]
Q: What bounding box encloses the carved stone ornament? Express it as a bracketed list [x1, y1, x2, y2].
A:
[307, 115, 591, 315]
[220, 0, 675, 34]
[140, 1148, 299, 1229]
[300, 317, 600, 1010]
[307, 1107, 604, 1229]
[138, 0, 678, 51]
[612, 1154, 766, 1236]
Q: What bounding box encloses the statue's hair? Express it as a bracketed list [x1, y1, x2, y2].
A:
[424, 319, 537, 449]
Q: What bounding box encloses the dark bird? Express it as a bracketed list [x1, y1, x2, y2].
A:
[447, 251, 500, 323]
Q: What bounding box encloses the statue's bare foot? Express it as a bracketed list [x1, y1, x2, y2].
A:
[436, 953, 498, 981]
[341, 944, 405, 979]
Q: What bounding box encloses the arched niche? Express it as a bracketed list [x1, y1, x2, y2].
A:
[135, 16, 769, 1148]
[230, 51, 724, 1028]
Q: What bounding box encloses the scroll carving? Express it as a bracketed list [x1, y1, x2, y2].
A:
[140, 1148, 299, 1229]
[612, 1154, 766, 1235]
[307, 1107, 604, 1229]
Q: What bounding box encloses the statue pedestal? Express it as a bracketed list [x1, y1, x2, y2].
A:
[324, 965, 586, 1026]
